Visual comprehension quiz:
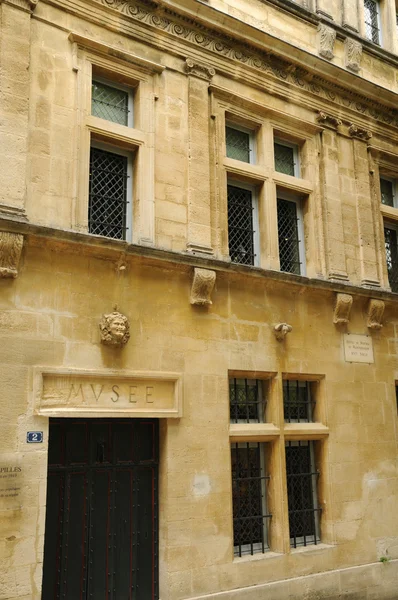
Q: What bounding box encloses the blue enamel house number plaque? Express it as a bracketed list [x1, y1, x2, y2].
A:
[27, 431, 43, 443]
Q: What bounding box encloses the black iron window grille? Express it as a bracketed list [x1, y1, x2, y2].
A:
[226, 126, 251, 163]
[286, 441, 321, 548]
[274, 143, 296, 176]
[380, 179, 395, 207]
[283, 380, 314, 423]
[364, 0, 380, 44]
[229, 378, 265, 423]
[384, 226, 398, 293]
[92, 81, 130, 126]
[228, 185, 256, 265]
[89, 147, 129, 240]
[277, 198, 302, 275]
[231, 442, 271, 556]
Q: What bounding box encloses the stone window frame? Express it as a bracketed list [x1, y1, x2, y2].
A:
[69, 33, 164, 246]
[228, 371, 330, 559]
[210, 87, 320, 274]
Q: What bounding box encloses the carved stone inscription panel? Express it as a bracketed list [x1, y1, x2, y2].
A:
[343, 334, 374, 364]
[34, 370, 182, 418]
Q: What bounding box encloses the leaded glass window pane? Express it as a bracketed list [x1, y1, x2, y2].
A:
[227, 185, 256, 265]
[283, 380, 313, 423]
[226, 127, 251, 163]
[277, 198, 301, 274]
[380, 179, 394, 207]
[231, 443, 271, 556]
[274, 143, 295, 176]
[92, 81, 129, 126]
[89, 147, 129, 240]
[384, 227, 398, 293]
[286, 441, 320, 548]
[364, 0, 380, 44]
[229, 379, 265, 423]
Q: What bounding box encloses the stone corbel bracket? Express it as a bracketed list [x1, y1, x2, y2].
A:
[349, 124, 372, 141]
[333, 293, 353, 325]
[317, 111, 342, 129]
[367, 299, 385, 330]
[345, 38, 362, 73]
[190, 267, 216, 306]
[185, 58, 215, 81]
[318, 23, 336, 60]
[0, 232, 24, 278]
[274, 323, 292, 341]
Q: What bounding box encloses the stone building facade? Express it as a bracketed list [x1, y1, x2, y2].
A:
[1, 0, 398, 598]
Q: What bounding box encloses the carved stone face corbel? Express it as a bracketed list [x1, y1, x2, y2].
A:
[333, 293, 353, 325]
[190, 267, 216, 306]
[0, 232, 24, 278]
[99, 309, 130, 347]
[367, 299, 385, 330]
[274, 323, 292, 341]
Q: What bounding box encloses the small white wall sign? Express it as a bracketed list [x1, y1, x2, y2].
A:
[343, 334, 374, 363]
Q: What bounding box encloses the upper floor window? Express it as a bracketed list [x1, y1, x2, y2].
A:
[227, 183, 259, 266]
[91, 79, 133, 127]
[384, 225, 398, 292]
[380, 178, 397, 208]
[226, 124, 254, 163]
[364, 0, 381, 45]
[277, 194, 305, 275]
[274, 140, 299, 177]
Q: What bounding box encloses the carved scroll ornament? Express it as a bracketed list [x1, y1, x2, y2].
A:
[99, 309, 130, 347]
[274, 323, 292, 341]
[190, 267, 216, 306]
[345, 38, 362, 73]
[185, 59, 215, 81]
[333, 293, 353, 325]
[348, 124, 372, 141]
[367, 299, 384, 330]
[318, 24, 336, 60]
[317, 111, 342, 129]
[0, 232, 24, 278]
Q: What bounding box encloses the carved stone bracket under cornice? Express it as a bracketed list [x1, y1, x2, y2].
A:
[190, 267, 216, 306]
[367, 299, 384, 330]
[317, 111, 342, 129]
[274, 323, 292, 341]
[349, 124, 372, 141]
[318, 23, 336, 61]
[95, 0, 398, 130]
[0, 231, 24, 278]
[345, 38, 362, 73]
[185, 59, 215, 81]
[0, 0, 39, 11]
[333, 293, 353, 325]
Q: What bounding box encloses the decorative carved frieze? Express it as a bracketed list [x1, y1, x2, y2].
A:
[367, 299, 384, 330]
[274, 323, 292, 341]
[317, 111, 342, 129]
[190, 268, 216, 306]
[0, 232, 24, 278]
[185, 58, 215, 81]
[345, 38, 362, 73]
[333, 293, 353, 325]
[99, 309, 130, 347]
[349, 124, 372, 141]
[95, 0, 398, 129]
[318, 24, 336, 60]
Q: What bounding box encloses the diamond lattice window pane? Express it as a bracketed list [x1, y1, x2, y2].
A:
[228, 185, 255, 265]
[384, 227, 398, 293]
[364, 0, 380, 44]
[226, 127, 251, 163]
[286, 442, 319, 547]
[274, 143, 295, 176]
[92, 81, 129, 126]
[380, 179, 394, 207]
[89, 147, 129, 240]
[277, 198, 301, 274]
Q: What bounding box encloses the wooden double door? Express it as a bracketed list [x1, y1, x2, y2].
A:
[42, 418, 159, 600]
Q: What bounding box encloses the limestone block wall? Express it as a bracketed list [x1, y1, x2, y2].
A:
[0, 237, 397, 599]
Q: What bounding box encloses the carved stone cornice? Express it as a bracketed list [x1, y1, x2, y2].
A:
[349, 124, 372, 141]
[185, 58, 215, 81]
[316, 111, 342, 129]
[95, 0, 398, 130]
[0, 0, 39, 11]
[0, 232, 24, 278]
